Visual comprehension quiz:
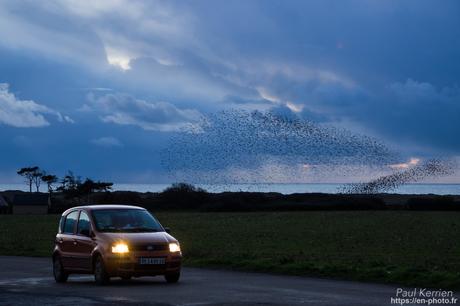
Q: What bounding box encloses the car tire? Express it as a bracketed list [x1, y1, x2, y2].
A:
[164, 272, 180, 283]
[94, 256, 110, 285]
[53, 255, 68, 283]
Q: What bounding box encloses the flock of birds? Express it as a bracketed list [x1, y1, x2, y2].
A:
[342, 159, 455, 194]
[161, 109, 455, 193]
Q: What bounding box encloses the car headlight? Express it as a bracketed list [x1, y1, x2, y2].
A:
[112, 243, 129, 254]
[169, 242, 181, 253]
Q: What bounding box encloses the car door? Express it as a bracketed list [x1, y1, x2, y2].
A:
[58, 210, 79, 268]
[73, 210, 95, 271]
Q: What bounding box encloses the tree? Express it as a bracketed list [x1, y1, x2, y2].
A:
[161, 183, 208, 209]
[17, 166, 40, 192]
[57, 171, 81, 198]
[57, 172, 113, 203]
[94, 181, 113, 193]
[79, 178, 96, 201]
[31, 168, 43, 192]
[78, 179, 113, 202]
[163, 182, 206, 193]
[41, 174, 58, 193]
[58, 171, 80, 191]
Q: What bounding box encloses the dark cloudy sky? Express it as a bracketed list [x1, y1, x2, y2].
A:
[0, 0, 459, 183]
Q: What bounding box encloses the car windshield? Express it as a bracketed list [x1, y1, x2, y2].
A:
[92, 209, 163, 233]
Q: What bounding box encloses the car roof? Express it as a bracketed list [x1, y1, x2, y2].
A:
[62, 204, 145, 215]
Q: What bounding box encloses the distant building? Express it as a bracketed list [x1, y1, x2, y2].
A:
[12, 193, 50, 214]
[0, 195, 9, 214]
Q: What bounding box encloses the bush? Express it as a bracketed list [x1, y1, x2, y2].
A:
[158, 183, 209, 209]
[163, 183, 207, 194]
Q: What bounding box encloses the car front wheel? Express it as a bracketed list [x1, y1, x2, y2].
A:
[53, 255, 68, 283]
[94, 256, 110, 285]
[164, 272, 180, 283]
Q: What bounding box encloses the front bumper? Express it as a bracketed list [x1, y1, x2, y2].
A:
[105, 251, 182, 277]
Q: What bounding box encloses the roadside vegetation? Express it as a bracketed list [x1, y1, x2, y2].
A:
[0, 211, 459, 289]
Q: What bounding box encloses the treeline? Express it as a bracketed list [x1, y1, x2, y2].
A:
[90, 183, 460, 212]
[10, 171, 460, 212]
[16, 166, 112, 202]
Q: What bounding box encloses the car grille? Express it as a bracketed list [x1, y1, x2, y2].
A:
[131, 243, 168, 252]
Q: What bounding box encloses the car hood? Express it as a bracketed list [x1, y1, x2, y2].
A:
[99, 231, 177, 245]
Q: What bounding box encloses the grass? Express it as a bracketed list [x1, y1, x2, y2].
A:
[0, 211, 459, 288]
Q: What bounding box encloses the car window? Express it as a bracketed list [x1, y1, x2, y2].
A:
[63, 211, 79, 234]
[92, 209, 163, 233]
[77, 211, 91, 236]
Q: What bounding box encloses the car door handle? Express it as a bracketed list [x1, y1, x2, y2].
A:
[57, 239, 63, 244]
[73, 240, 78, 245]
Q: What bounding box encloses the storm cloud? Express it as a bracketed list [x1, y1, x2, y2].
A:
[0, 1, 459, 182]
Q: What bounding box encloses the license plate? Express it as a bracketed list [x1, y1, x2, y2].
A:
[139, 257, 165, 265]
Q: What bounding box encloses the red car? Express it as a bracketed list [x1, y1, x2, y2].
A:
[52, 205, 182, 285]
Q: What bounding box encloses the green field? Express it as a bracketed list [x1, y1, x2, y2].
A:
[0, 211, 459, 288]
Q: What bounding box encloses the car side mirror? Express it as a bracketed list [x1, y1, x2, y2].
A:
[164, 227, 171, 234]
